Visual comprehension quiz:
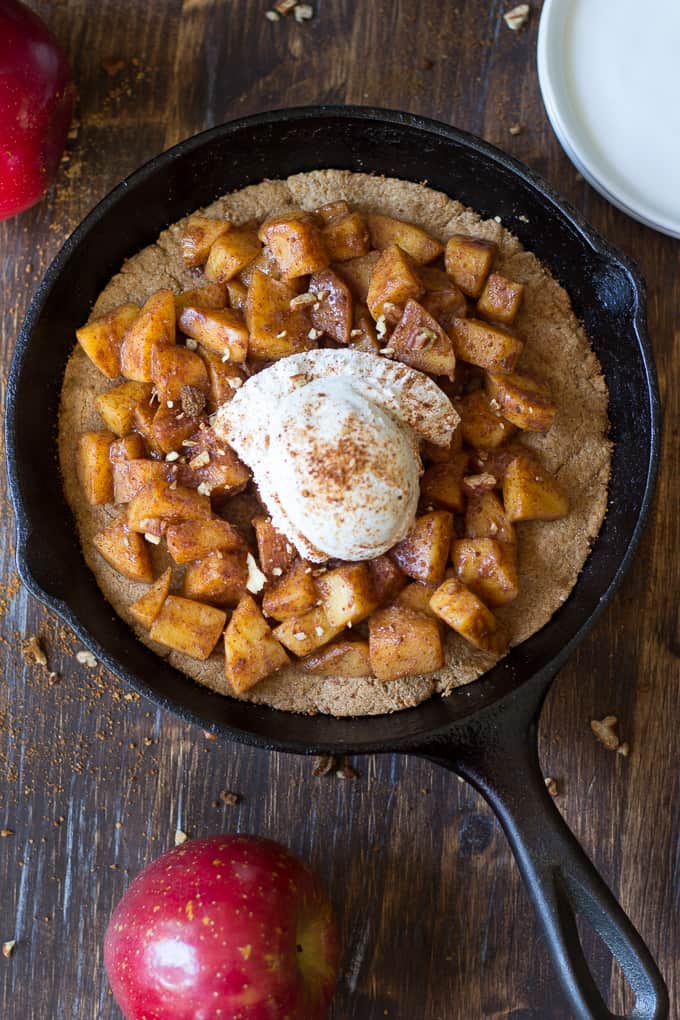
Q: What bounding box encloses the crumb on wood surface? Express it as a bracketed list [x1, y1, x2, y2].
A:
[503, 4, 530, 31]
[590, 715, 630, 754]
[22, 636, 47, 668]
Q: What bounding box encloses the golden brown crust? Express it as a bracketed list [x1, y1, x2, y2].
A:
[58, 170, 610, 716]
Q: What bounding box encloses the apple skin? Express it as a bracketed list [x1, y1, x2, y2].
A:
[0, 0, 75, 221]
[104, 834, 340, 1020]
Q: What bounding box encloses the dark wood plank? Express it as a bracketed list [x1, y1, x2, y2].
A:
[0, 1, 677, 1018]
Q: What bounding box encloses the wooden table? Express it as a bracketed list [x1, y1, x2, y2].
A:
[0, 2, 677, 1017]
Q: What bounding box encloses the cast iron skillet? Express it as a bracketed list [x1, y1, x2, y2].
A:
[6, 107, 667, 1019]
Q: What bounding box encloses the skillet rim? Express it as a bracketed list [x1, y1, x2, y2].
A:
[5, 105, 661, 755]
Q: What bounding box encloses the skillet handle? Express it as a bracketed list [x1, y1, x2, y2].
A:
[423, 691, 668, 1020]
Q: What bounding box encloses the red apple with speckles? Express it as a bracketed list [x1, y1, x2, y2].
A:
[0, 0, 75, 220]
[104, 834, 340, 1020]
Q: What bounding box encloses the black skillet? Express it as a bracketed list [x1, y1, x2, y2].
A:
[5, 107, 668, 1019]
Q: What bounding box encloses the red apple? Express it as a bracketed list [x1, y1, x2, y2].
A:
[0, 0, 75, 220]
[104, 834, 340, 1020]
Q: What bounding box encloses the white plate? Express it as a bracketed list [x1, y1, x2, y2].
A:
[537, 0, 680, 238]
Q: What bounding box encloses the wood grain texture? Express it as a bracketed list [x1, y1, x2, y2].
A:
[0, 1, 678, 1018]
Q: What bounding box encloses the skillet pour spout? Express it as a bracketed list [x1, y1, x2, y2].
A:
[5, 107, 667, 1019]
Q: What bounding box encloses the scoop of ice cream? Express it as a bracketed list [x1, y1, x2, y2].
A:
[214, 348, 459, 562]
[270, 377, 420, 560]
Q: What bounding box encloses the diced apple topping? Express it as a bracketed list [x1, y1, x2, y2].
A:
[93, 516, 154, 583]
[150, 595, 226, 660]
[129, 568, 173, 628]
[302, 640, 372, 677]
[120, 289, 176, 382]
[388, 299, 456, 379]
[224, 595, 290, 694]
[75, 206, 573, 685]
[369, 605, 443, 680]
[430, 577, 508, 656]
[367, 213, 443, 264]
[503, 455, 569, 521]
[77, 431, 116, 505]
[390, 511, 453, 583]
[444, 235, 497, 298]
[76, 303, 139, 378]
[485, 371, 557, 432]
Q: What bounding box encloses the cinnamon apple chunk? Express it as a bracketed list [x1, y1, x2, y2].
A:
[201, 350, 246, 412]
[174, 282, 229, 314]
[245, 270, 314, 360]
[485, 371, 557, 432]
[430, 577, 508, 656]
[309, 268, 353, 345]
[76, 302, 140, 378]
[455, 389, 517, 448]
[77, 431, 116, 504]
[93, 516, 154, 583]
[389, 299, 456, 379]
[394, 582, 440, 620]
[450, 317, 523, 373]
[180, 215, 231, 268]
[470, 441, 531, 487]
[316, 200, 352, 225]
[302, 640, 372, 677]
[420, 452, 469, 512]
[366, 244, 425, 323]
[151, 403, 203, 455]
[224, 594, 291, 694]
[237, 245, 283, 288]
[420, 266, 468, 332]
[465, 490, 517, 545]
[128, 568, 173, 628]
[177, 306, 249, 362]
[176, 428, 250, 496]
[367, 555, 407, 606]
[204, 226, 262, 282]
[476, 272, 524, 325]
[253, 516, 298, 578]
[503, 455, 569, 521]
[130, 402, 163, 457]
[322, 212, 371, 262]
[127, 481, 211, 532]
[183, 550, 248, 608]
[166, 518, 244, 564]
[273, 606, 344, 656]
[120, 289, 176, 382]
[95, 381, 153, 436]
[451, 537, 519, 607]
[151, 346, 210, 404]
[345, 304, 378, 353]
[368, 605, 443, 681]
[112, 459, 176, 503]
[259, 214, 329, 279]
[149, 595, 226, 660]
[334, 251, 380, 303]
[109, 433, 147, 463]
[226, 279, 248, 312]
[366, 213, 444, 264]
[315, 563, 378, 628]
[261, 560, 318, 621]
[421, 427, 463, 464]
[444, 235, 497, 298]
[390, 511, 453, 583]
